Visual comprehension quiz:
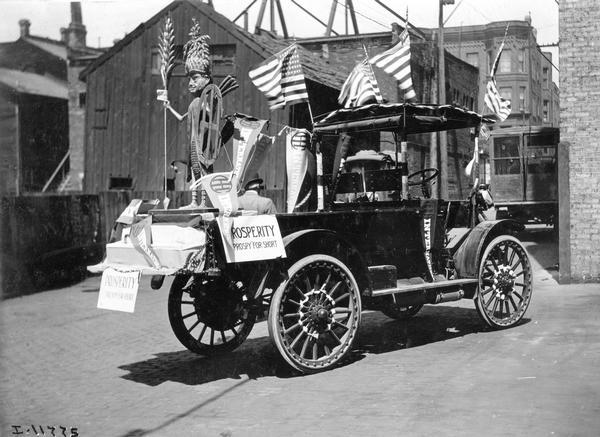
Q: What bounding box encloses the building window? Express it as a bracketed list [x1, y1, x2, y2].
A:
[494, 136, 521, 175]
[211, 44, 236, 77]
[108, 176, 133, 190]
[518, 50, 525, 72]
[499, 49, 511, 73]
[466, 52, 478, 67]
[543, 99, 549, 122]
[542, 67, 549, 87]
[79, 92, 86, 108]
[499, 87, 512, 106]
[519, 86, 526, 111]
[151, 48, 160, 75]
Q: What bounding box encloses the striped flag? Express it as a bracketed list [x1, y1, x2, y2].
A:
[370, 27, 416, 102]
[338, 58, 384, 108]
[484, 34, 512, 122]
[248, 44, 308, 110]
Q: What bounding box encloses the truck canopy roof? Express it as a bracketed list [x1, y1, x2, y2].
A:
[313, 103, 495, 135]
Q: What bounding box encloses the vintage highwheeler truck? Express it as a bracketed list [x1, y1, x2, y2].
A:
[89, 102, 533, 373]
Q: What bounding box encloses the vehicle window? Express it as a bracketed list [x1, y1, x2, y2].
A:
[493, 136, 521, 175]
[525, 133, 556, 174]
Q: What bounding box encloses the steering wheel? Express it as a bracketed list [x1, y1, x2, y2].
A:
[407, 168, 440, 198]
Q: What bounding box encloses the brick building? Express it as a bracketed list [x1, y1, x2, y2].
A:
[0, 2, 103, 195]
[558, 0, 600, 282]
[440, 18, 559, 129]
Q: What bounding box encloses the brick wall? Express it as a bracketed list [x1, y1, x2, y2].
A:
[559, 0, 600, 282]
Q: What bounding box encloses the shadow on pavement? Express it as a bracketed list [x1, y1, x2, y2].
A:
[356, 305, 490, 355]
[119, 378, 252, 437]
[119, 305, 526, 387]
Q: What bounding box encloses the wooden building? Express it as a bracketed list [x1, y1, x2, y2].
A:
[80, 0, 481, 206]
[80, 0, 346, 203]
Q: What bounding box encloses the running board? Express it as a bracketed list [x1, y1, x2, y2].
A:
[370, 278, 478, 298]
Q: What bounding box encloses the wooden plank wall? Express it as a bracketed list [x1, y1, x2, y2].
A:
[0, 91, 18, 195]
[84, 2, 292, 200]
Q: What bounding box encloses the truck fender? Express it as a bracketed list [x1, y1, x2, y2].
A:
[452, 219, 524, 279]
[253, 229, 369, 298]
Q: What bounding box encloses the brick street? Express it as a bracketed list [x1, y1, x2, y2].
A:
[2, 230, 600, 437]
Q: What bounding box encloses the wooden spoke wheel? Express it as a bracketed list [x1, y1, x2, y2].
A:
[475, 235, 533, 329]
[268, 255, 362, 373]
[168, 275, 256, 355]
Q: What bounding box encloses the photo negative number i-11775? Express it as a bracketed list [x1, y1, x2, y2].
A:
[89, 102, 533, 374]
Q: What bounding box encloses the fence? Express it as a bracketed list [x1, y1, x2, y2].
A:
[0, 194, 103, 298]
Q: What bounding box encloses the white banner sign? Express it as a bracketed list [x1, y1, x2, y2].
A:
[97, 268, 141, 313]
[217, 215, 286, 263]
[286, 128, 310, 213]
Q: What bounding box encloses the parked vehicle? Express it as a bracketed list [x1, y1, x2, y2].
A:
[488, 126, 559, 226]
[90, 103, 533, 373]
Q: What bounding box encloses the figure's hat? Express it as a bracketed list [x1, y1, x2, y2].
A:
[184, 18, 211, 76]
[244, 172, 264, 190]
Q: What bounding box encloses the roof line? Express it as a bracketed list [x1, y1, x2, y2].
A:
[80, 0, 278, 80]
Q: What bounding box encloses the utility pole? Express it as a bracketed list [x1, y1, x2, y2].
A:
[438, 0, 453, 199]
[430, 34, 438, 198]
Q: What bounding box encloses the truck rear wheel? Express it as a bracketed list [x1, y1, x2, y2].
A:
[268, 255, 361, 373]
[168, 275, 256, 355]
[475, 235, 533, 329]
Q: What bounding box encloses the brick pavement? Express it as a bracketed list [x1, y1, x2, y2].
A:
[2, 232, 600, 436]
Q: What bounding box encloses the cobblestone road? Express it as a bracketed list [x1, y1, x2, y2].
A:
[2, 232, 600, 437]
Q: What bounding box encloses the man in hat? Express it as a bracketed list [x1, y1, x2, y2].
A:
[164, 19, 215, 208]
[238, 174, 277, 215]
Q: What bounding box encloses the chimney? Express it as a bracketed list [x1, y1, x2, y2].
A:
[67, 2, 86, 49]
[19, 19, 30, 38]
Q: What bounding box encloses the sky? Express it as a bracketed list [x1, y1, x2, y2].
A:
[1, 0, 560, 76]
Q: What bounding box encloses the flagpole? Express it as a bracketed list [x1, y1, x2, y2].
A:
[293, 43, 320, 209]
[470, 129, 480, 228]
[400, 10, 408, 199]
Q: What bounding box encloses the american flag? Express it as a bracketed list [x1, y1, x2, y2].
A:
[370, 27, 416, 102]
[248, 44, 308, 110]
[338, 58, 384, 108]
[484, 32, 512, 122]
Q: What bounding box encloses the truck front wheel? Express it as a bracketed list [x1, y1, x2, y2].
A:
[474, 235, 533, 329]
[268, 254, 362, 373]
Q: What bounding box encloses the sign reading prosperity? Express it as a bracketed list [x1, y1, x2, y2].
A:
[217, 215, 286, 263]
[97, 268, 141, 313]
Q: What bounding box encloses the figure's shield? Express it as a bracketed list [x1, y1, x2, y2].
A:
[195, 84, 223, 172]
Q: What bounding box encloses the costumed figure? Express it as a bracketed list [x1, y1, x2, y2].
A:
[164, 19, 227, 208]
